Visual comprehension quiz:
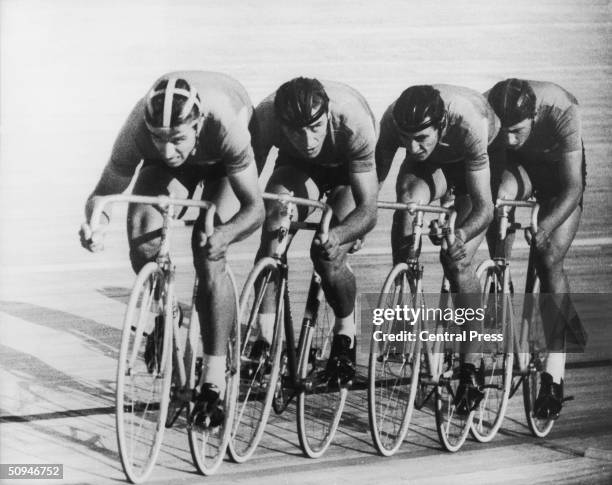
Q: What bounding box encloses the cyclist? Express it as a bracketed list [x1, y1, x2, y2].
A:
[79, 71, 264, 427]
[486, 78, 586, 420]
[251, 77, 378, 384]
[377, 84, 498, 413]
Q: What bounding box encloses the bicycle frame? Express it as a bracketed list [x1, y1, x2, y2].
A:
[261, 193, 333, 395]
[377, 201, 457, 388]
[90, 194, 219, 401]
[483, 198, 540, 395]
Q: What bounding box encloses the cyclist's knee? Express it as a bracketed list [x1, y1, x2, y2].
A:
[310, 245, 347, 277]
[496, 187, 516, 202]
[535, 244, 565, 274]
[263, 200, 285, 230]
[536, 251, 564, 278]
[129, 240, 160, 273]
[127, 205, 164, 272]
[441, 255, 473, 279]
[263, 194, 301, 231]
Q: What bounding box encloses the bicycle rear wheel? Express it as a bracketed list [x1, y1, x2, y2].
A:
[471, 261, 513, 442]
[297, 273, 347, 458]
[116, 262, 173, 484]
[188, 267, 240, 475]
[435, 350, 473, 452]
[228, 258, 284, 463]
[368, 263, 422, 456]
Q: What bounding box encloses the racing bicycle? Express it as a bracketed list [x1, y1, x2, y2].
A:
[89, 194, 240, 483]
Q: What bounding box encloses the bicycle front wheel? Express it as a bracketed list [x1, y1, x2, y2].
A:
[368, 263, 422, 456]
[229, 258, 284, 463]
[297, 273, 347, 458]
[188, 266, 241, 475]
[116, 262, 173, 484]
[523, 353, 555, 437]
[521, 275, 555, 437]
[471, 261, 513, 443]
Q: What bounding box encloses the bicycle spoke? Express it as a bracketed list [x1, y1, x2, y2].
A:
[228, 259, 282, 463]
[116, 263, 171, 484]
[297, 280, 347, 458]
[368, 265, 421, 456]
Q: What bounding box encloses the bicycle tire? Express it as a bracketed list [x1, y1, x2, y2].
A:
[228, 257, 284, 463]
[434, 286, 472, 453]
[116, 262, 173, 484]
[470, 260, 513, 443]
[523, 354, 555, 437]
[188, 266, 240, 475]
[434, 350, 473, 452]
[296, 273, 347, 458]
[520, 277, 555, 437]
[368, 263, 422, 456]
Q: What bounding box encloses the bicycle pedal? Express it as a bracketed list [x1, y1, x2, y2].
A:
[194, 408, 224, 429]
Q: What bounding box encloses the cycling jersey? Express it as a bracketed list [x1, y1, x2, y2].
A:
[108, 71, 255, 179]
[253, 80, 377, 175]
[377, 84, 500, 181]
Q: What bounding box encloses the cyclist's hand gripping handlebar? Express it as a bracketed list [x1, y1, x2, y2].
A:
[495, 199, 539, 245]
[376, 201, 457, 259]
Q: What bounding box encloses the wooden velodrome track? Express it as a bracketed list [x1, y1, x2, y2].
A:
[1, 0, 611, 483]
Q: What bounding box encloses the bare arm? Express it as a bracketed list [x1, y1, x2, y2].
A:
[84, 101, 144, 224]
[84, 164, 134, 223]
[217, 162, 265, 243]
[538, 150, 583, 233]
[331, 169, 379, 245]
[458, 165, 494, 243]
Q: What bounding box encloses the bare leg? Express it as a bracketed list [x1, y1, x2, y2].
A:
[127, 165, 190, 272]
[192, 176, 239, 392]
[311, 185, 357, 317]
[392, 160, 442, 264]
[254, 165, 316, 343]
[440, 195, 487, 366]
[535, 202, 581, 382]
[486, 161, 533, 261]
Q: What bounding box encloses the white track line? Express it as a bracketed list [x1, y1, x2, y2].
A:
[4, 237, 612, 274]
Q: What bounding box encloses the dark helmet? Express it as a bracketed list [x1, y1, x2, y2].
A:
[392, 85, 446, 133]
[274, 77, 330, 128]
[145, 76, 202, 129]
[488, 78, 536, 127]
